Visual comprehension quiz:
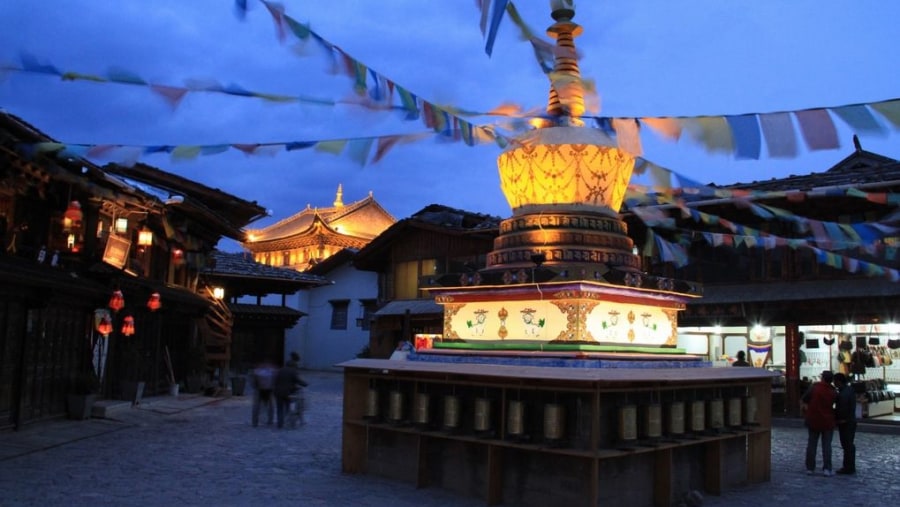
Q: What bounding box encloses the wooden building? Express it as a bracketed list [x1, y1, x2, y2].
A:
[201, 250, 328, 373]
[352, 204, 500, 358]
[623, 141, 900, 414]
[242, 185, 395, 271]
[0, 112, 265, 429]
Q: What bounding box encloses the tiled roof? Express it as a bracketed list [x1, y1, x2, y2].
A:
[720, 148, 900, 193]
[373, 299, 443, 316]
[228, 303, 305, 319]
[411, 204, 502, 230]
[204, 251, 326, 284]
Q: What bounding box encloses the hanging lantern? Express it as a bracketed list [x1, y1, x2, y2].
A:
[121, 315, 135, 336]
[108, 290, 125, 312]
[62, 201, 83, 230]
[146, 292, 162, 312]
[137, 227, 153, 246]
[97, 315, 113, 336]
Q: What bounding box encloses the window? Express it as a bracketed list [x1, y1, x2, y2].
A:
[330, 300, 349, 330]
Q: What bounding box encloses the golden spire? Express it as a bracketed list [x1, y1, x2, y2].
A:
[333, 184, 344, 208]
[545, 0, 585, 127]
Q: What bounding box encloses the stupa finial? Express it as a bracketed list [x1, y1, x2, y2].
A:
[545, 0, 584, 127]
[333, 183, 344, 208]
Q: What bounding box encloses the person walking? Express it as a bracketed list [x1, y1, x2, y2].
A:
[833, 372, 857, 474]
[250, 360, 276, 427]
[732, 350, 751, 367]
[274, 354, 308, 429]
[801, 370, 837, 476]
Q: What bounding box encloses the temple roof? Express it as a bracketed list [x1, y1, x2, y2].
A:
[244, 190, 395, 245]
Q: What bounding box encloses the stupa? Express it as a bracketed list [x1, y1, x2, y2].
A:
[420, 1, 702, 360]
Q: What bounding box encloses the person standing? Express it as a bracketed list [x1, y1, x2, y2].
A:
[801, 370, 837, 476]
[250, 361, 276, 427]
[732, 350, 751, 367]
[274, 355, 308, 428]
[833, 372, 857, 474]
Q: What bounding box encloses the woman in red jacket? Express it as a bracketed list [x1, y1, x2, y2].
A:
[801, 370, 837, 476]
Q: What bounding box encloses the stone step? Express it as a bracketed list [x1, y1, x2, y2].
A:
[91, 399, 133, 418]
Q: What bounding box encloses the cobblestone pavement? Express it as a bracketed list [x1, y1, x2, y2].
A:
[1, 371, 899, 506]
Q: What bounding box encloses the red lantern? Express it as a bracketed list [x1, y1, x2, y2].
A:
[97, 315, 113, 336]
[121, 315, 135, 336]
[108, 290, 125, 312]
[63, 201, 83, 227]
[147, 292, 162, 311]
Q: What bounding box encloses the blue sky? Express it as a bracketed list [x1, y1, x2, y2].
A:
[2, 1, 899, 251]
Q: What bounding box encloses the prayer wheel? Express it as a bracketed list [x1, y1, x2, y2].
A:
[744, 396, 758, 424]
[443, 395, 461, 429]
[644, 403, 662, 439]
[618, 405, 637, 441]
[543, 403, 565, 440]
[727, 397, 742, 427]
[365, 388, 379, 419]
[413, 393, 430, 425]
[667, 401, 685, 435]
[474, 397, 492, 432]
[690, 400, 705, 432]
[388, 390, 404, 422]
[708, 398, 724, 429]
[507, 400, 525, 436]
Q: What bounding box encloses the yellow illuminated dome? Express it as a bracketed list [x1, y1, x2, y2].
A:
[498, 126, 635, 214]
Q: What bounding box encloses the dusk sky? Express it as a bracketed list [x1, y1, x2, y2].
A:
[2, 1, 899, 252]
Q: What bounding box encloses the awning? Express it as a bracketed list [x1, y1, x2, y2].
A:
[374, 299, 442, 316]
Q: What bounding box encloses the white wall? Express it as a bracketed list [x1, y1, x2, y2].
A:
[303, 262, 378, 371]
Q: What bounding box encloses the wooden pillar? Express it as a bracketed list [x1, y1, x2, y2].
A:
[704, 440, 724, 495]
[784, 323, 801, 417]
[654, 448, 673, 507]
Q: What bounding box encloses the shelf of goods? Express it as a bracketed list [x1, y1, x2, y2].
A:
[341, 359, 775, 507]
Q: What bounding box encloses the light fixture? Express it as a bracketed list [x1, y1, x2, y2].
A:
[108, 290, 125, 312]
[146, 292, 162, 311]
[212, 287, 225, 299]
[121, 315, 135, 336]
[137, 227, 153, 246]
[115, 217, 128, 234]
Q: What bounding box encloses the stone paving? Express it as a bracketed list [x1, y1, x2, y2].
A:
[0, 370, 898, 506]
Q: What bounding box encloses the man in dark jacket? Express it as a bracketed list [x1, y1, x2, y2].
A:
[833, 373, 857, 474]
[274, 357, 308, 428]
[801, 370, 837, 476]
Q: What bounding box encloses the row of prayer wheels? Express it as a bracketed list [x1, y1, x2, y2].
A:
[364, 388, 569, 441]
[617, 396, 759, 442]
[365, 388, 757, 444]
